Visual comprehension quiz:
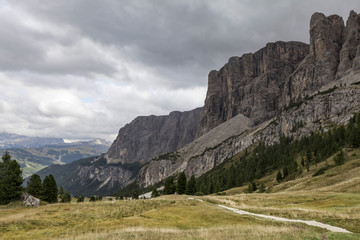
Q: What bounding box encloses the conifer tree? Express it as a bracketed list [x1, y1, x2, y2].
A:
[185, 175, 196, 195]
[163, 176, 176, 194]
[26, 174, 42, 198]
[276, 171, 282, 182]
[0, 152, 23, 205]
[42, 174, 58, 203]
[151, 187, 159, 198]
[176, 172, 187, 194]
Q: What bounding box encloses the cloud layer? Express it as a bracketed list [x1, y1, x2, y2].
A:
[0, 0, 359, 141]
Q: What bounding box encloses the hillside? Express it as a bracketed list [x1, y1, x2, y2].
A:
[1, 152, 359, 239]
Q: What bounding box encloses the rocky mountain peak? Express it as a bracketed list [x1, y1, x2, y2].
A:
[104, 107, 202, 165]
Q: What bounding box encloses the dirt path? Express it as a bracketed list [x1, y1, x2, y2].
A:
[217, 204, 352, 233]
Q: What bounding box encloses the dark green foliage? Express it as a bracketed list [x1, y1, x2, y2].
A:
[132, 190, 139, 199]
[163, 176, 176, 195]
[42, 174, 58, 203]
[0, 152, 24, 205]
[334, 150, 346, 165]
[176, 172, 187, 194]
[276, 171, 283, 182]
[195, 112, 360, 195]
[77, 196, 85, 202]
[26, 174, 43, 198]
[185, 175, 196, 195]
[60, 191, 71, 203]
[252, 182, 257, 192]
[151, 188, 159, 198]
[59, 185, 64, 196]
[89, 196, 96, 202]
[214, 180, 221, 193]
[282, 167, 289, 178]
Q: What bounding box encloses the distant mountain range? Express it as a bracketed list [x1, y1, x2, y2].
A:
[0, 132, 111, 178]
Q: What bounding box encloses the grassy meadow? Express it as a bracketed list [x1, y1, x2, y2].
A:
[1, 149, 359, 239]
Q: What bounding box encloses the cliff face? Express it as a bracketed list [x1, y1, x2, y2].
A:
[196, 41, 309, 137]
[197, 11, 360, 138]
[105, 107, 202, 165]
[138, 85, 360, 188]
[137, 10, 360, 188]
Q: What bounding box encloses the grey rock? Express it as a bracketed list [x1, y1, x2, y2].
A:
[105, 107, 202, 164]
[22, 193, 40, 207]
[196, 41, 309, 138]
[337, 11, 360, 78]
[138, 85, 360, 188]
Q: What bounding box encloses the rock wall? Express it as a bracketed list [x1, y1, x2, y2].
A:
[196, 41, 309, 137]
[105, 107, 202, 164]
[197, 11, 360, 138]
[138, 86, 360, 188]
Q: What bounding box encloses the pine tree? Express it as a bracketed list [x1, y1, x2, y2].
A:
[185, 175, 196, 195]
[60, 192, 71, 203]
[26, 174, 43, 198]
[59, 185, 64, 196]
[283, 167, 289, 178]
[42, 175, 58, 203]
[151, 187, 159, 198]
[276, 171, 283, 182]
[77, 196, 85, 202]
[163, 176, 176, 195]
[251, 182, 257, 192]
[214, 180, 221, 193]
[176, 172, 187, 194]
[0, 152, 24, 205]
[132, 190, 139, 199]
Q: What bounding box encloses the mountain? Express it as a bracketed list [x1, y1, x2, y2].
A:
[34, 10, 360, 196]
[0, 132, 64, 149]
[34, 108, 202, 196]
[1, 138, 111, 178]
[136, 10, 360, 187]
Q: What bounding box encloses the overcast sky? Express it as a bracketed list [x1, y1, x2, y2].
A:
[0, 0, 359, 141]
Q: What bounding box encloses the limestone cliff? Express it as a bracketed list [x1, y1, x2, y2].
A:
[138, 85, 360, 188]
[196, 41, 309, 137]
[104, 107, 202, 165]
[197, 11, 360, 138]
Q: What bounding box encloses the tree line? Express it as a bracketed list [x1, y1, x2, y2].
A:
[0, 152, 72, 205]
[195, 112, 360, 194]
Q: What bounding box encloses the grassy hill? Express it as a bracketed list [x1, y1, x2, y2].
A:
[1, 150, 359, 240]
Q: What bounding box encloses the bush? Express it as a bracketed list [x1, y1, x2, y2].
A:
[77, 196, 85, 202]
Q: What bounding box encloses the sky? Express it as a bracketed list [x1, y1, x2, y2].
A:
[0, 0, 359, 142]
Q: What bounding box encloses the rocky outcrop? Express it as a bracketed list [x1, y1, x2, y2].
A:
[198, 11, 360, 138]
[22, 193, 40, 207]
[285, 13, 344, 103]
[337, 10, 360, 78]
[138, 85, 360, 187]
[196, 41, 309, 137]
[105, 107, 202, 165]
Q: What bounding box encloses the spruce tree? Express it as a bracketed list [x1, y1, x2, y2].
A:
[26, 174, 43, 198]
[163, 176, 176, 195]
[0, 152, 24, 205]
[151, 187, 159, 198]
[60, 192, 71, 203]
[42, 174, 58, 203]
[185, 175, 196, 195]
[176, 172, 187, 194]
[276, 171, 282, 182]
